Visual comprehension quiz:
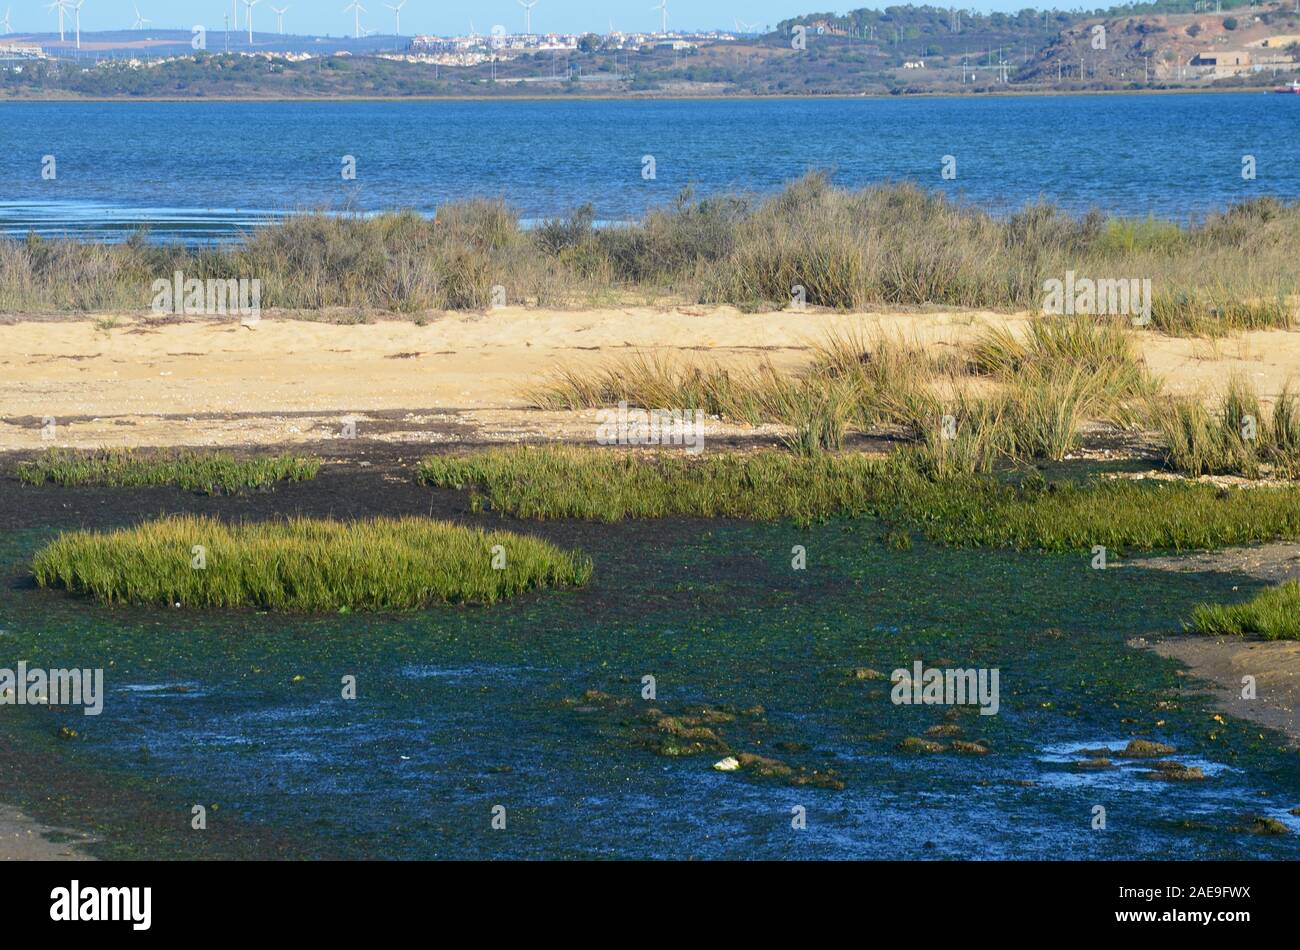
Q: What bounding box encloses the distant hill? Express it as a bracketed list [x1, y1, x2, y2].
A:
[1018, 4, 1300, 84]
[3, 4, 1298, 99]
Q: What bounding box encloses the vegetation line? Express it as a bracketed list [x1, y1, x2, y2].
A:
[6, 176, 1295, 336]
[17, 449, 321, 494]
[418, 445, 1300, 553]
[527, 319, 1300, 479]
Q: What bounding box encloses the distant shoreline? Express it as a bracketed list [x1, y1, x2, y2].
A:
[0, 85, 1272, 104]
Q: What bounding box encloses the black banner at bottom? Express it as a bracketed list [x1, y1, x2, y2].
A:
[0, 859, 1284, 936]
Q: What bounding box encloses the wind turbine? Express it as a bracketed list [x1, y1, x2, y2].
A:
[271, 5, 287, 35]
[46, 0, 69, 42]
[132, 3, 150, 29]
[73, 0, 84, 50]
[519, 0, 537, 34]
[384, 0, 404, 34]
[243, 0, 260, 44]
[652, 0, 668, 34]
[343, 0, 365, 39]
[1, 8, 11, 34]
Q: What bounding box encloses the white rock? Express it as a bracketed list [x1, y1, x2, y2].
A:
[712, 756, 740, 772]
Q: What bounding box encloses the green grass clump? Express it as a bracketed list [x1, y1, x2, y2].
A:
[419, 446, 889, 524]
[1191, 582, 1300, 640]
[1098, 217, 1186, 255]
[911, 474, 1300, 553]
[32, 515, 592, 611]
[419, 445, 1300, 553]
[17, 449, 321, 494]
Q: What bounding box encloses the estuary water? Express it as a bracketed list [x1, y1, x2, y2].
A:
[1, 92, 1298, 242]
[3, 516, 1298, 860]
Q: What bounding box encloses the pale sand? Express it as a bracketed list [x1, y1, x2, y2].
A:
[1133, 636, 1300, 746]
[3, 305, 1300, 451]
[0, 804, 95, 861]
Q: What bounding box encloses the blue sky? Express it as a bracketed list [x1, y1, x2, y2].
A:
[5, 1, 1055, 37]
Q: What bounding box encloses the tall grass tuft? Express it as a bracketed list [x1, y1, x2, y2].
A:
[896, 390, 1010, 476]
[525, 317, 1161, 467]
[1150, 289, 1295, 338]
[32, 515, 593, 611]
[524, 330, 955, 449]
[970, 316, 1156, 424]
[1153, 376, 1300, 479]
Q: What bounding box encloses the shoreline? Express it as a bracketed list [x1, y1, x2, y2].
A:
[1132, 543, 1300, 747]
[0, 805, 96, 861]
[0, 86, 1265, 104]
[1134, 635, 1300, 748]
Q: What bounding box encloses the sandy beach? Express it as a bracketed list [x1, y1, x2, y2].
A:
[3, 306, 1300, 452]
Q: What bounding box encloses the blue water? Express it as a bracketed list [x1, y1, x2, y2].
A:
[1, 93, 1297, 241]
